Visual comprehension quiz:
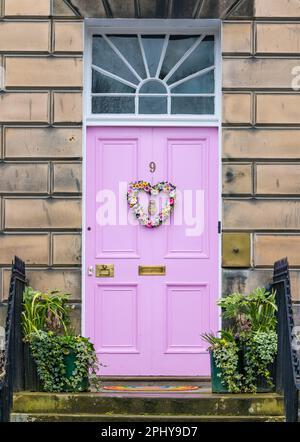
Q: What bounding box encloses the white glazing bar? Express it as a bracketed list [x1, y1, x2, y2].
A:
[102, 34, 143, 82]
[136, 77, 169, 94]
[170, 93, 215, 97]
[169, 65, 215, 89]
[91, 93, 215, 97]
[155, 35, 169, 79]
[92, 64, 138, 89]
[92, 93, 136, 96]
[91, 113, 215, 116]
[138, 34, 150, 79]
[167, 94, 171, 114]
[164, 34, 206, 83]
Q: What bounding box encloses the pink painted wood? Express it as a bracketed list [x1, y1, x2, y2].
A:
[85, 127, 219, 376]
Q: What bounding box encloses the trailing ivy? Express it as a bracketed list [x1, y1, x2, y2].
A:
[204, 331, 243, 393]
[29, 331, 101, 393]
[242, 331, 278, 393]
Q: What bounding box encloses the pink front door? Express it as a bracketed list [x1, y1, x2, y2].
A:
[85, 126, 219, 376]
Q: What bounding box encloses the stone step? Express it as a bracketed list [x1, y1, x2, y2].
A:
[10, 413, 285, 423]
[13, 392, 284, 417]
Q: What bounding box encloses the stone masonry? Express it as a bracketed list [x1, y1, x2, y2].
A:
[0, 0, 300, 330]
[0, 0, 83, 330]
[222, 0, 300, 307]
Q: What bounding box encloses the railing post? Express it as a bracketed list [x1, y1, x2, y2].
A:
[0, 257, 27, 421]
[273, 258, 300, 422]
[275, 287, 284, 394]
[12, 271, 25, 392]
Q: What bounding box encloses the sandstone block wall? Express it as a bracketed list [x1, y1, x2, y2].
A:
[0, 0, 83, 330]
[222, 0, 300, 303]
[1, 0, 300, 331]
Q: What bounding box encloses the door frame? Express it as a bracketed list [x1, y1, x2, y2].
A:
[82, 18, 222, 339]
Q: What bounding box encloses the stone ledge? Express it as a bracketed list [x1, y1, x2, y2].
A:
[66, 0, 254, 19]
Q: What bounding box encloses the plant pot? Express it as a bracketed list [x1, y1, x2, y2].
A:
[24, 343, 42, 392]
[62, 350, 89, 392]
[210, 351, 230, 394]
[256, 375, 274, 393]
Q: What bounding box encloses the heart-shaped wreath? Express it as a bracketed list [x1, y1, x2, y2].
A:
[127, 181, 176, 228]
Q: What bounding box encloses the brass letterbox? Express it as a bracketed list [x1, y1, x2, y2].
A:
[138, 266, 166, 276]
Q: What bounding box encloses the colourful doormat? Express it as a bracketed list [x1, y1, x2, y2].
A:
[103, 385, 200, 392]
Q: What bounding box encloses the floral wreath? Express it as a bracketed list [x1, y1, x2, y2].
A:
[127, 181, 176, 228]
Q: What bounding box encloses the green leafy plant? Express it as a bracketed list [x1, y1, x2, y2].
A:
[217, 292, 250, 333]
[246, 288, 277, 332]
[29, 331, 101, 392]
[22, 287, 70, 340]
[22, 286, 102, 393]
[243, 331, 278, 393]
[218, 288, 277, 335]
[205, 287, 278, 393]
[237, 288, 277, 393]
[202, 331, 243, 393]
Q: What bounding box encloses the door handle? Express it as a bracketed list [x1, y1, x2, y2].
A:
[88, 266, 94, 276]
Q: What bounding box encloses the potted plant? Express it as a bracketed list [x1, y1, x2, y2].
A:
[202, 330, 243, 394]
[28, 331, 100, 393]
[22, 287, 101, 392]
[240, 288, 278, 393]
[203, 287, 278, 394]
[22, 287, 70, 391]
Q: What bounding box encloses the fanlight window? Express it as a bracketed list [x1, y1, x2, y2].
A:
[91, 34, 215, 116]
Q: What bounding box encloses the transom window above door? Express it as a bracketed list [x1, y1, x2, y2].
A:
[90, 33, 216, 117]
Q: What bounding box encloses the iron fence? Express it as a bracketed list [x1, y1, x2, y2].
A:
[0, 257, 26, 422]
[273, 258, 300, 422]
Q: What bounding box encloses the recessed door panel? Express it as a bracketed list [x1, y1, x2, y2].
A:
[164, 284, 210, 354]
[95, 284, 139, 353]
[95, 139, 139, 258]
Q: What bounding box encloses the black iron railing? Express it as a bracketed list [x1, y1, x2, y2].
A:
[273, 258, 300, 423]
[0, 257, 26, 422]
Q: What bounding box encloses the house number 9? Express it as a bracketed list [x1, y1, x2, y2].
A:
[149, 162, 156, 173]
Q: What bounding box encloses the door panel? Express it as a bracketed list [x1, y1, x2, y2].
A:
[95, 284, 139, 353]
[95, 137, 140, 258]
[85, 126, 219, 376]
[164, 284, 209, 353]
[164, 134, 209, 258]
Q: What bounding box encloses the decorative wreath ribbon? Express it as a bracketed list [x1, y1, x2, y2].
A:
[127, 181, 176, 228]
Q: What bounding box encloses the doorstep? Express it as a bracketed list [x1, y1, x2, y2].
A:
[11, 390, 285, 422]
